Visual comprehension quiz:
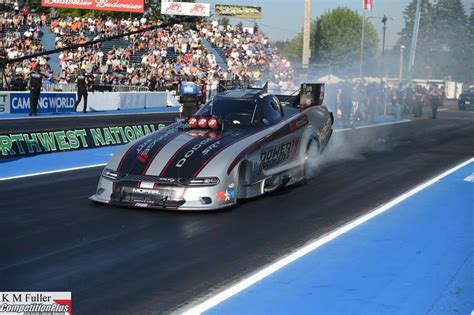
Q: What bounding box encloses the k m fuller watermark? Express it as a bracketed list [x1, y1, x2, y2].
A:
[0, 292, 71, 315]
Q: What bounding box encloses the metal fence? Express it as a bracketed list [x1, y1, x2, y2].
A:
[42, 83, 149, 92]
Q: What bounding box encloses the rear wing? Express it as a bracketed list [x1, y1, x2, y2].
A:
[218, 80, 254, 93]
[216, 81, 325, 109]
[275, 83, 325, 108]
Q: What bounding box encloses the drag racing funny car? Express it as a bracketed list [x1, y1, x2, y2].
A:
[90, 83, 333, 210]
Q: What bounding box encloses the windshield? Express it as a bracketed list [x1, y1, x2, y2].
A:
[196, 97, 258, 126]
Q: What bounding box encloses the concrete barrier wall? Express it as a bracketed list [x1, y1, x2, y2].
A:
[0, 91, 179, 115]
[79, 91, 180, 111]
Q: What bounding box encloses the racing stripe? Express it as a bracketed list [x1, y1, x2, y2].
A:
[160, 129, 258, 179]
[159, 137, 199, 177]
[115, 127, 178, 174]
[191, 127, 269, 178]
[112, 127, 180, 194]
[121, 128, 181, 176]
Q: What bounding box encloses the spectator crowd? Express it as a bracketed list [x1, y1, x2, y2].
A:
[1, 9, 53, 89]
[1, 8, 295, 97]
[0, 6, 446, 122]
[326, 80, 446, 126]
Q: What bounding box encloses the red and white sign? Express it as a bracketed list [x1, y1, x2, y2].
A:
[363, 0, 373, 11]
[161, 1, 210, 17]
[41, 0, 144, 13]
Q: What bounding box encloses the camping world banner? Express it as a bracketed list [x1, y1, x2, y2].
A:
[41, 0, 144, 13]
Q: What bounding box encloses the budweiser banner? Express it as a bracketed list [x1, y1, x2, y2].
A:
[161, 1, 210, 17]
[363, 0, 373, 11]
[41, 0, 144, 13]
[215, 4, 262, 19]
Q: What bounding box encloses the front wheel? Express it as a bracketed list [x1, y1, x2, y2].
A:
[304, 138, 321, 180]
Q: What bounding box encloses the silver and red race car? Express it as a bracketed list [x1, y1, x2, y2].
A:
[90, 84, 333, 210]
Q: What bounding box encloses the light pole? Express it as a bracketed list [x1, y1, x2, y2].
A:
[380, 15, 388, 83]
[302, 0, 311, 68]
[407, 0, 422, 82]
[360, 15, 391, 80]
[359, 11, 366, 79]
[399, 45, 405, 83]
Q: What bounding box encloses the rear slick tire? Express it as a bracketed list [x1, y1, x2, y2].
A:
[304, 138, 320, 180]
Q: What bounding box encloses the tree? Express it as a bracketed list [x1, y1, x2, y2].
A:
[395, 0, 435, 80]
[282, 7, 378, 76]
[313, 8, 378, 76]
[467, 4, 474, 83]
[430, 0, 468, 81]
[396, 0, 470, 81]
[218, 17, 230, 27]
[236, 21, 243, 32]
[282, 31, 306, 61]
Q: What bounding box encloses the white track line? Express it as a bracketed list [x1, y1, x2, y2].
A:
[0, 119, 410, 181]
[182, 157, 474, 315]
[0, 163, 106, 181]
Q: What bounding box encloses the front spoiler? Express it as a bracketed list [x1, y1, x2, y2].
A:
[89, 194, 236, 211]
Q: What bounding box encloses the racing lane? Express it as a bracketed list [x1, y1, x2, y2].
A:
[1, 108, 473, 314]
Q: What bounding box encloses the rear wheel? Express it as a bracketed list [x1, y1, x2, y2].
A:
[304, 138, 320, 179]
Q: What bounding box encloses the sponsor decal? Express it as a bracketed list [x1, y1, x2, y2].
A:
[0, 291, 72, 314]
[202, 141, 220, 156]
[216, 183, 236, 203]
[175, 138, 214, 168]
[260, 138, 299, 170]
[290, 115, 309, 132]
[10, 92, 76, 114]
[0, 124, 165, 158]
[41, 0, 144, 13]
[227, 121, 301, 175]
[161, 1, 210, 17]
[132, 188, 162, 196]
[0, 93, 10, 114]
[215, 4, 262, 19]
[135, 128, 176, 164]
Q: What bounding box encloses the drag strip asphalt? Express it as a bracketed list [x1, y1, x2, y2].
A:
[0, 109, 473, 314]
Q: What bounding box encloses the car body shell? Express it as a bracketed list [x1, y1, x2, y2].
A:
[90, 88, 333, 210]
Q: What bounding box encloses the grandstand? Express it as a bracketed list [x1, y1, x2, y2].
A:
[1, 7, 295, 93]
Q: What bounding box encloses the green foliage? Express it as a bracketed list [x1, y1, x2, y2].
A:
[396, 0, 471, 82]
[431, 0, 468, 80]
[314, 8, 378, 74]
[282, 7, 378, 76]
[395, 0, 435, 80]
[236, 21, 243, 31]
[218, 17, 230, 27]
[282, 31, 305, 60]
